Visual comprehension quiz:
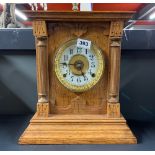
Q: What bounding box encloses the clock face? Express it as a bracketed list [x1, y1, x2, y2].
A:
[55, 39, 105, 92]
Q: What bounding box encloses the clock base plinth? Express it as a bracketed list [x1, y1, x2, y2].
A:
[19, 114, 137, 144]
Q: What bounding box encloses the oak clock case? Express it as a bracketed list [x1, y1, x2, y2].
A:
[54, 39, 105, 92]
[19, 11, 137, 144]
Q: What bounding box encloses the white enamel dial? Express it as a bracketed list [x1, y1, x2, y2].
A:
[55, 39, 104, 92]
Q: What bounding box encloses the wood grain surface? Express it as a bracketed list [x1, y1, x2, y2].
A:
[19, 11, 137, 144]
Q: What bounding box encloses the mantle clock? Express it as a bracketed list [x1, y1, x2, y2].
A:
[19, 11, 137, 144]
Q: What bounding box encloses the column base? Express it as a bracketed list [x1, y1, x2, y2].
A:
[37, 102, 49, 117]
[107, 102, 120, 118]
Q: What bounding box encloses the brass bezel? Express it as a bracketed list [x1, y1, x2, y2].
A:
[69, 54, 89, 75]
[54, 39, 105, 92]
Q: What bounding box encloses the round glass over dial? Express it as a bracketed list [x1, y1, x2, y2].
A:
[55, 39, 105, 92]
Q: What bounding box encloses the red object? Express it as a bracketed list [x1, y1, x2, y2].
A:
[47, 3, 145, 11]
[134, 20, 155, 25]
[1, 3, 146, 12]
[16, 3, 155, 27]
[47, 3, 73, 11]
[93, 3, 145, 11]
[0, 4, 3, 12]
[22, 21, 32, 26]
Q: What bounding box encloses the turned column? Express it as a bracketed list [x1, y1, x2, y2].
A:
[33, 20, 49, 117]
[107, 21, 124, 117]
[108, 37, 121, 103]
[36, 37, 49, 103]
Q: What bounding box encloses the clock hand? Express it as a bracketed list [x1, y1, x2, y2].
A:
[68, 63, 74, 66]
[60, 62, 74, 66]
[79, 67, 85, 77]
[60, 62, 67, 66]
[81, 71, 85, 77]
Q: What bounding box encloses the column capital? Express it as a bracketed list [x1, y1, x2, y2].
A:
[33, 20, 48, 37]
[110, 37, 121, 47]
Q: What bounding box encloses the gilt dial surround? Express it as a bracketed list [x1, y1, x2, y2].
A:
[55, 39, 105, 92]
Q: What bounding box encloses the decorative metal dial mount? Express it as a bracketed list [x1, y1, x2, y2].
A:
[55, 39, 105, 92]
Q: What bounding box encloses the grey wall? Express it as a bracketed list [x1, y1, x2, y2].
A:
[0, 29, 155, 122]
[120, 50, 155, 121]
[0, 51, 37, 114]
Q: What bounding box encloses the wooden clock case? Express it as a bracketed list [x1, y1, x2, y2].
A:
[19, 11, 137, 144]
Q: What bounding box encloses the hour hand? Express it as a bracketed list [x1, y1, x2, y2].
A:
[68, 63, 74, 66]
[60, 62, 74, 66]
[60, 62, 67, 66]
